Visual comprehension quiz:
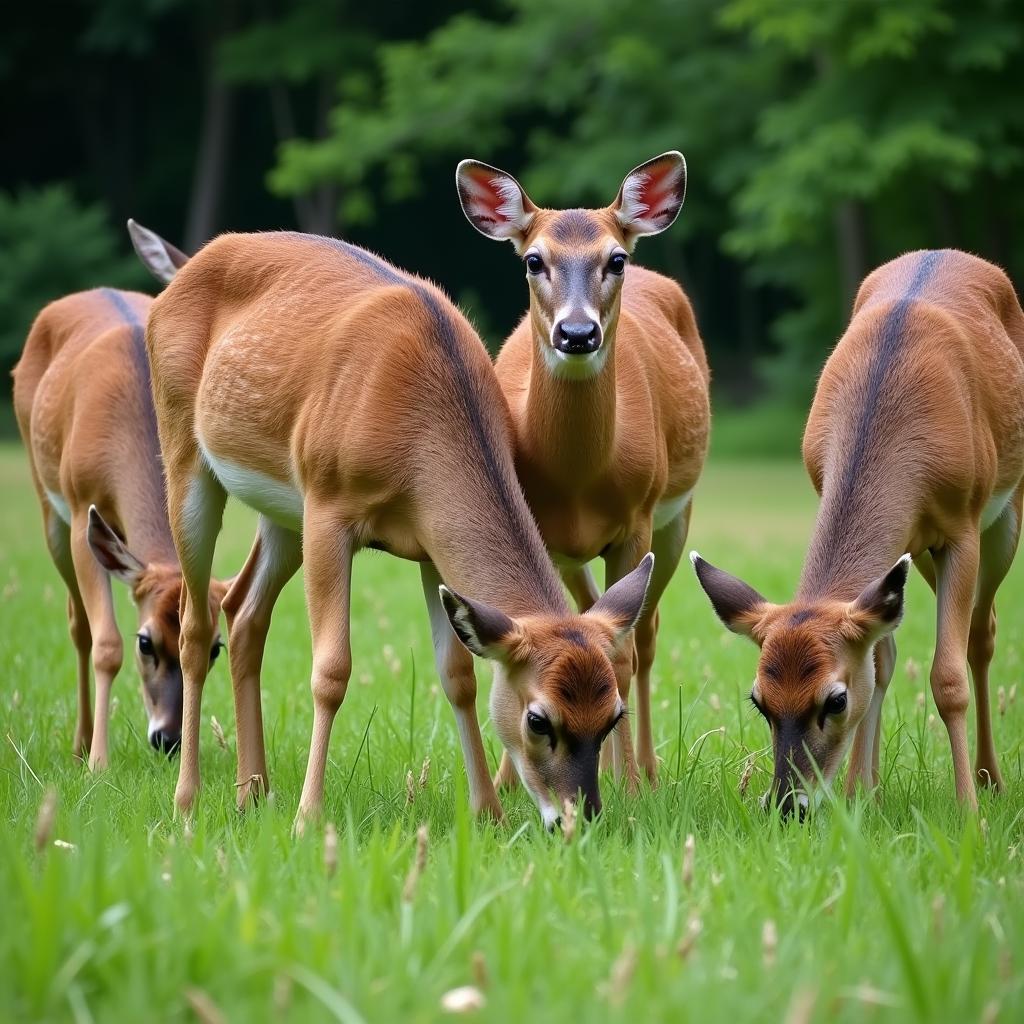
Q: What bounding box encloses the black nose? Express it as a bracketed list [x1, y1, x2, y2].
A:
[582, 792, 602, 821]
[775, 788, 808, 822]
[555, 319, 601, 355]
[151, 729, 181, 757]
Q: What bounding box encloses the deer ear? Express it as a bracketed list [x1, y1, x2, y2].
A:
[456, 160, 537, 249]
[587, 553, 655, 640]
[690, 552, 769, 640]
[848, 555, 911, 641]
[87, 505, 145, 586]
[439, 585, 521, 661]
[127, 219, 189, 284]
[613, 151, 686, 243]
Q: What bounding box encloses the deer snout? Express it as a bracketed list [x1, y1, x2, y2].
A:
[554, 318, 601, 355]
[149, 724, 181, 757]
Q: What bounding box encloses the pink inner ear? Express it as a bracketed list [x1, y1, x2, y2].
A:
[462, 169, 518, 227]
[625, 159, 684, 225]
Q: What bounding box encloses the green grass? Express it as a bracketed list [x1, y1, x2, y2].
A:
[1, 444, 1022, 1023]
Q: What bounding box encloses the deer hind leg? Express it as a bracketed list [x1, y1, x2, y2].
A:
[968, 486, 1022, 791]
[68, 510, 122, 771]
[167, 461, 227, 814]
[845, 632, 896, 797]
[421, 562, 504, 819]
[221, 516, 302, 809]
[295, 502, 354, 831]
[931, 531, 981, 808]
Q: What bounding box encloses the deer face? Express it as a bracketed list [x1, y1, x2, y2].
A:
[87, 506, 227, 756]
[691, 553, 911, 816]
[456, 153, 686, 380]
[442, 555, 654, 828]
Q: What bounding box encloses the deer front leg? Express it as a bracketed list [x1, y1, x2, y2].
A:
[167, 463, 227, 815]
[845, 632, 895, 797]
[221, 516, 302, 810]
[931, 532, 981, 809]
[295, 503, 354, 830]
[69, 512, 124, 772]
[602, 532, 653, 792]
[421, 562, 504, 819]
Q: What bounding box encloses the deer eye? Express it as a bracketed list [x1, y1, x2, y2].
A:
[137, 634, 155, 659]
[823, 691, 848, 716]
[607, 252, 627, 275]
[525, 253, 545, 275]
[526, 709, 552, 736]
[749, 691, 768, 721]
[210, 641, 224, 665]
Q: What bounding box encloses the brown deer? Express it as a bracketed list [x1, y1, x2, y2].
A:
[692, 249, 1024, 813]
[12, 288, 226, 769]
[131, 224, 655, 828]
[456, 153, 710, 788]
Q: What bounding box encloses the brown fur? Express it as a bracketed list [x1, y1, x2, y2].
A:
[12, 289, 225, 767]
[141, 230, 650, 826]
[696, 250, 1024, 810]
[492, 203, 710, 786]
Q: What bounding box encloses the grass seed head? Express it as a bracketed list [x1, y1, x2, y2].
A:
[785, 989, 817, 1024]
[34, 785, 57, 854]
[998, 686, 1006, 716]
[561, 798, 577, 844]
[419, 756, 431, 789]
[599, 942, 637, 1007]
[709, 692, 721, 712]
[981, 1000, 999, 1024]
[406, 770, 416, 806]
[403, 824, 429, 903]
[762, 919, 777, 968]
[738, 754, 756, 796]
[521, 861, 535, 887]
[931, 893, 945, 937]
[471, 950, 489, 989]
[904, 657, 920, 681]
[676, 915, 702, 960]
[682, 833, 695, 890]
[324, 822, 338, 878]
[440, 986, 486, 1013]
[916, 691, 926, 710]
[1009, 683, 1017, 705]
[184, 988, 226, 1024]
[210, 715, 228, 750]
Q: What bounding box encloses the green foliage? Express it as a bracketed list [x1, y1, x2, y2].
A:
[2, 448, 1023, 1021]
[0, 187, 146, 370]
[269, 0, 1024, 398]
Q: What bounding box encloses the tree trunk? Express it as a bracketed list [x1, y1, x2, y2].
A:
[834, 199, 867, 313]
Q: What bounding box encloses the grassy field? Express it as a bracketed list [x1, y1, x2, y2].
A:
[1, 442, 1022, 1023]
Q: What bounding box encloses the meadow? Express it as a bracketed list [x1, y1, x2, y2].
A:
[1, 442, 1021, 1023]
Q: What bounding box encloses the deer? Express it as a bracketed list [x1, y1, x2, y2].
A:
[691, 249, 1024, 814]
[12, 287, 227, 769]
[455, 152, 710, 789]
[128, 221, 656, 829]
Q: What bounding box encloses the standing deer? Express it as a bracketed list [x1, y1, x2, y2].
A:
[692, 250, 1024, 813]
[456, 152, 710, 788]
[12, 288, 226, 768]
[130, 223, 655, 828]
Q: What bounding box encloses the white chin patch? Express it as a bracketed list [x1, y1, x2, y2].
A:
[147, 719, 161, 742]
[541, 343, 609, 381]
[539, 802, 562, 831]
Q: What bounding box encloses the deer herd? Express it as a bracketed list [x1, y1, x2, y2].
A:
[13, 152, 1024, 830]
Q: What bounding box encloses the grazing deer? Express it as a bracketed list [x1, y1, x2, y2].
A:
[692, 249, 1024, 813]
[456, 153, 710, 787]
[130, 223, 654, 828]
[12, 288, 226, 769]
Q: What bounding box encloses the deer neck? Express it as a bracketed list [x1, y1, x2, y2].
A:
[522, 307, 619, 485]
[797, 461, 916, 603]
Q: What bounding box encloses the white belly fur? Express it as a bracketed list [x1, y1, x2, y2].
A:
[199, 442, 304, 532]
[981, 486, 1015, 532]
[653, 488, 693, 531]
[45, 488, 72, 525]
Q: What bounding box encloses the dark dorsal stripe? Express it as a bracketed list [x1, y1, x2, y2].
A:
[304, 234, 564, 611]
[99, 288, 165, 502]
[836, 250, 943, 504]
